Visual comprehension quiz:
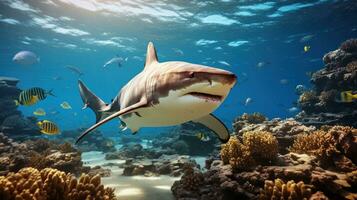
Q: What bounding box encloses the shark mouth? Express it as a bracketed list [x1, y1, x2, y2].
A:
[186, 92, 223, 102]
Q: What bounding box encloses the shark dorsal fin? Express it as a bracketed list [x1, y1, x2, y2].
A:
[145, 42, 158, 68]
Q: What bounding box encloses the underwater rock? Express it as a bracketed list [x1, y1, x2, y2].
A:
[60, 128, 116, 152]
[87, 165, 112, 177]
[121, 154, 198, 177]
[297, 39, 357, 127]
[151, 122, 218, 156]
[0, 77, 40, 138]
[0, 167, 117, 200]
[1, 115, 39, 137]
[0, 138, 92, 176]
[105, 143, 163, 160]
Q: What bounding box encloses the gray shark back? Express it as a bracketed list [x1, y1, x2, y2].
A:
[78, 80, 108, 122]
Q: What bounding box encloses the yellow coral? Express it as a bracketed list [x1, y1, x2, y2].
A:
[290, 126, 357, 166]
[221, 132, 279, 170]
[243, 131, 278, 163]
[259, 179, 312, 200]
[289, 131, 326, 155]
[221, 136, 255, 170]
[0, 167, 117, 200]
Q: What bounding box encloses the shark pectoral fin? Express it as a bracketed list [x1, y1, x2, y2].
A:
[75, 100, 148, 144]
[192, 114, 230, 143]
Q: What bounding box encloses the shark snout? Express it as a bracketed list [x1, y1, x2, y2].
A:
[196, 69, 237, 87]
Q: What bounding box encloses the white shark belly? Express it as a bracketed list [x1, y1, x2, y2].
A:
[121, 90, 223, 132]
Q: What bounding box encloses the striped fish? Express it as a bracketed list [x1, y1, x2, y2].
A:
[15, 87, 54, 106]
[37, 120, 60, 135]
[28, 87, 54, 100]
[15, 90, 39, 106]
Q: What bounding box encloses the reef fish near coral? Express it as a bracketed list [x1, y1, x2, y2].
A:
[37, 120, 60, 135]
[76, 42, 236, 144]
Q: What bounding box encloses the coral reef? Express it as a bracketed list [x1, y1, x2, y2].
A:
[172, 118, 357, 199]
[243, 131, 278, 163]
[0, 136, 113, 176]
[221, 132, 278, 171]
[259, 179, 313, 200]
[296, 39, 357, 127]
[233, 114, 314, 154]
[290, 126, 357, 171]
[0, 167, 117, 200]
[220, 136, 255, 170]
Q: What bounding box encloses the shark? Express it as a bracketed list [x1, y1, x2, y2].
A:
[76, 42, 236, 144]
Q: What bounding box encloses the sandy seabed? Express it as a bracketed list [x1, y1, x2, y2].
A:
[82, 151, 180, 200]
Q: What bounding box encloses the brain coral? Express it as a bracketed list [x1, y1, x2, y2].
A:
[0, 167, 116, 200]
[259, 178, 313, 200]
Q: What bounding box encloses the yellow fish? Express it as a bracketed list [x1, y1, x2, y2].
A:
[15, 90, 39, 106]
[33, 108, 46, 116]
[196, 132, 210, 141]
[60, 101, 72, 109]
[339, 91, 357, 103]
[37, 120, 60, 135]
[196, 132, 204, 140]
[304, 45, 311, 52]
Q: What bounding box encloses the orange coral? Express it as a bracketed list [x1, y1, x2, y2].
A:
[221, 131, 278, 170]
[0, 167, 117, 200]
[259, 179, 313, 200]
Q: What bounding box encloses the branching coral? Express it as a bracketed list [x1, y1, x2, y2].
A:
[340, 38, 357, 53]
[259, 179, 313, 200]
[289, 126, 357, 169]
[289, 131, 326, 155]
[0, 167, 117, 200]
[243, 131, 278, 163]
[221, 132, 278, 170]
[221, 136, 255, 170]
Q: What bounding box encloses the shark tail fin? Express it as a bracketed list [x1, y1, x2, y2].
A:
[78, 80, 108, 123]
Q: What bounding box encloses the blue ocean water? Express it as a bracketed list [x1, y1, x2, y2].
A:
[0, 0, 356, 136]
